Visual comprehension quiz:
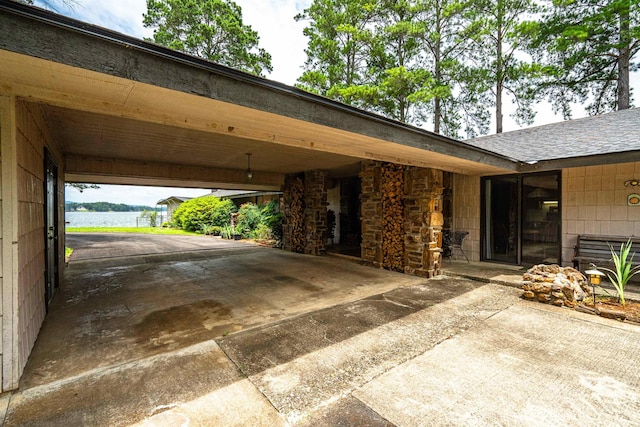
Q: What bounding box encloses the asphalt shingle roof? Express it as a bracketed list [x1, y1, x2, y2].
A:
[464, 108, 640, 163]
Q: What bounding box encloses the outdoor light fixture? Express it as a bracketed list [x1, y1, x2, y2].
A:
[585, 265, 605, 305]
[246, 153, 253, 180]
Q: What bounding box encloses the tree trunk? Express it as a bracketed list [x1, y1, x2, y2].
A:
[495, 2, 504, 133]
[433, 9, 442, 134]
[617, 2, 630, 110]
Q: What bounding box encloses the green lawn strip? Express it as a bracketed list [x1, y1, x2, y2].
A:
[66, 227, 200, 235]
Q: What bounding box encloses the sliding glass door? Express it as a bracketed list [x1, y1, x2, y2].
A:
[482, 172, 560, 266]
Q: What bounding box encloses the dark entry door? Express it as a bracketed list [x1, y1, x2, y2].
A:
[44, 151, 59, 310]
[482, 172, 561, 266]
[483, 175, 519, 263]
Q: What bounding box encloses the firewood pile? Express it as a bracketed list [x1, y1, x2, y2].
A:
[283, 176, 305, 253]
[381, 163, 405, 272]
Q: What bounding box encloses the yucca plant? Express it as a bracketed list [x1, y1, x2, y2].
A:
[599, 239, 640, 306]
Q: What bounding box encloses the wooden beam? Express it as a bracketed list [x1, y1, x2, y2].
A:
[64, 155, 284, 191]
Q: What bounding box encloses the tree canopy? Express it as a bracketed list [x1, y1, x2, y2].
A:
[296, 0, 638, 137]
[530, 0, 639, 117]
[143, 0, 272, 76]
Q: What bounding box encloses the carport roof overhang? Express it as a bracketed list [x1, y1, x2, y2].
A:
[0, 2, 520, 190]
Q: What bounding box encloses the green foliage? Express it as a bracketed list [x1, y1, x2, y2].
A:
[296, 0, 378, 108]
[171, 196, 236, 232]
[463, 0, 541, 134]
[236, 203, 263, 236]
[599, 239, 640, 306]
[143, 0, 272, 76]
[296, 0, 514, 137]
[260, 199, 283, 242]
[200, 224, 222, 235]
[529, 0, 639, 116]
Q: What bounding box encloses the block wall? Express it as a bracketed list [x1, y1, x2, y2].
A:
[15, 100, 64, 376]
[561, 162, 640, 265]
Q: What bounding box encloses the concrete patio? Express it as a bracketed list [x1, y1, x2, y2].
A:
[0, 234, 639, 426]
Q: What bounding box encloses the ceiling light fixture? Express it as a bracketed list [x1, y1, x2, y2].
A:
[246, 153, 253, 180]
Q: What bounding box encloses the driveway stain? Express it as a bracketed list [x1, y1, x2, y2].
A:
[133, 300, 232, 348]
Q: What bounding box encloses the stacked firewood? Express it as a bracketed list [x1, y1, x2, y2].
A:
[381, 163, 405, 272]
[285, 176, 305, 253]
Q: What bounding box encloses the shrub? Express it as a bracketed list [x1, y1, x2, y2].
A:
[172, 196, 236, 232]
[200, 224, 222, 235]
[237, 203, 262, 237]
[261, 199, 283, 242]
[252, 223, 273, 239]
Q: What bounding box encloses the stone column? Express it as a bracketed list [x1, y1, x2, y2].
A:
[303, 170, 328, 255]
[404, 167, 444, 277]
[360, 161, 383, 267]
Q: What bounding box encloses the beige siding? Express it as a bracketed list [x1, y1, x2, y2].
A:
[452, 174, 481, 261]
[13, 100, 65, 383]
[561, 162, 640, 265]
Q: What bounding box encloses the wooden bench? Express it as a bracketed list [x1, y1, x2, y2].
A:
[573, 235, 640, 281]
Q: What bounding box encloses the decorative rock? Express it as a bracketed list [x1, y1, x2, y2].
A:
[531, 283, 551, 294]
[537, 293, 551, 303]
[521, 264, 589, 307]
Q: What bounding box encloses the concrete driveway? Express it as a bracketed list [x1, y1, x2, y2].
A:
[2, 234, 639, 426]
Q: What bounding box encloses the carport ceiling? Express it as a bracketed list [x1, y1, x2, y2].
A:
[43, 105, 363, 176]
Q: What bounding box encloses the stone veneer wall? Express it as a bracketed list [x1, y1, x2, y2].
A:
[561, 162, 640, 265]
[452, 173, 481, 261]
[360, 161, 444, 277]
[282, 171, 327, 255]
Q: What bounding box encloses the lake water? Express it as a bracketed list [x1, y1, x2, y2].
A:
[65, 212, 167, 228]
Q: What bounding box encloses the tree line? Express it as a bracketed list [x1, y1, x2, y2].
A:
[295, 0, 638, 137]
[65, 202, 158, 212]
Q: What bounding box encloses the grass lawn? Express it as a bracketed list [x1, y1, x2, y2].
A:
[66, 227, 200, 235]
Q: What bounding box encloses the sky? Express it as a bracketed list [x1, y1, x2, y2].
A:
[35, 0, 638, 206]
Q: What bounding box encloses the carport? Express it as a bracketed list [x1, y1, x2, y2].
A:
[0, 1, 520, 392]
